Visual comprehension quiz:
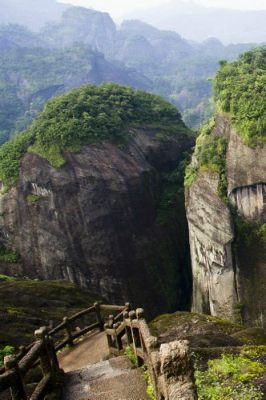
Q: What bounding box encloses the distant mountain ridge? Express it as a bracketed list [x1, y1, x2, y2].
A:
[0, 0, 69, 31]
[127, 1, 266, 43]
[0, 6, 258, 143]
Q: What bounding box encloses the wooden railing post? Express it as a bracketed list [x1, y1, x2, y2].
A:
[113, 323, 123, 351]
[35, 327, 52, 377]
[123, 311, 133, 345]
[46, 335, 60, 375]
[94, 302, 104, 331]
[4, 355, 27, 400]
[63, 317, 74, 346]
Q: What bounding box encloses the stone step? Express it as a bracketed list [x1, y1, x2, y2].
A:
[62, 355, 149, 400]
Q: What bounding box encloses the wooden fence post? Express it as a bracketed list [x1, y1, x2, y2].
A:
[46, 335, 60, 376]
[35, 327, 52, 377]
[113, 323, 123, 351]
[123, 311, 133, 345]
[4, 355, 27, 400]
[94, 302, 104, 331]
[63, 317, 74, 346]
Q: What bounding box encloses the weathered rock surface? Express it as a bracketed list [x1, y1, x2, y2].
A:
[0, 128, 192, 316]
[186, 115, 266, 325]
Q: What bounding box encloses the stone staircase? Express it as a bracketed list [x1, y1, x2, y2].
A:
[60, 331, 149, 400]
[62, 356, 148, 400]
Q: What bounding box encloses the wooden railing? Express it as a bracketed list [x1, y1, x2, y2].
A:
[105, 308, 197, 400]
[0, 302, 129, 399]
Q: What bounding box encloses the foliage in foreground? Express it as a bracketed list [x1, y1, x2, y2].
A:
[124, 346, 156, 400]
[214, 46, 266, 146]
[0, 346, 15, 367]
[195, 353, 265, 400]
[0, 83, 187, 187]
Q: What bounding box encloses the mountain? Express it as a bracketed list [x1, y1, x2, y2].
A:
[37, 8, 254, 128]
[41, 7, 117, 55]
[185, 47, 266, 326]
[0, 0, 69, 31]
[0, 84, 193, 316]
[0, 24, 150, 144]
[128, 1, 266, 44]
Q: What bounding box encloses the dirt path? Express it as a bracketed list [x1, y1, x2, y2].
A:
[58, 331, 109, 372]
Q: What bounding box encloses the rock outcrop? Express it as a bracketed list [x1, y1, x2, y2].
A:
[186, 114, 266, 326]
[0, 128, 192, 317]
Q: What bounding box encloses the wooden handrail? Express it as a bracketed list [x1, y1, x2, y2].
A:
[0, 301, 129, 399]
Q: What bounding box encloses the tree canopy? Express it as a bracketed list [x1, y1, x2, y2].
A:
[0, 83, 187, 187]
[214, 46, 266, 146]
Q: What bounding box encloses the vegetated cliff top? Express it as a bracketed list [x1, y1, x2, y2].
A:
[0, 275, 101, 347]
[214, 46, 266, 146]
[0, 83, 190, 187]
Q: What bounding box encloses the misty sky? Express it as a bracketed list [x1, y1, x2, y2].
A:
[58, 0, 266, 18]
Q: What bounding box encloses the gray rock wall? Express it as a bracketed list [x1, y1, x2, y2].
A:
[186, 115, 266, 326]
[0, 128, 192, 317]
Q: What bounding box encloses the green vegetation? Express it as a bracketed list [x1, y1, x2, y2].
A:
[0, 247, 18, 263]
[0, 83, 186, 187]
[0, 345, 15, 367]
[143, 367, 156, 400]
[0, 130, 34, 189]
[234, 215, 266, 250]
[125, 346, 156, 400]
[124, 346, 138, 368]
[26, 194, 40, 204]
[184, 118, 228, 200]
[195, 353, 265, 400]
[214, 46, 266, 146]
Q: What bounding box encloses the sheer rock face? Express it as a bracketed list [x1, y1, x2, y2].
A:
[186, 115, 266, 325]
[0, 129, 192, 316]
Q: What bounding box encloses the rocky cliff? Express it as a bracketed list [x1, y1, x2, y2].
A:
[0, 84, 193, 317]
[186, 114, 266, 326]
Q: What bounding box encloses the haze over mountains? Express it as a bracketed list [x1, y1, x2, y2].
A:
[128, 0, 266, 43]
[1, 0, 266, 44]
[0, 0, 70, 31]
[0, 5, 257, 145]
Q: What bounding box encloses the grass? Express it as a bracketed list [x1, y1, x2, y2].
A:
[195, 353, 265, 400]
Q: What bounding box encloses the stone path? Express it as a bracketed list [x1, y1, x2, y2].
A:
[58, 331, 109, 372]
[59, 331, 149, 400]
